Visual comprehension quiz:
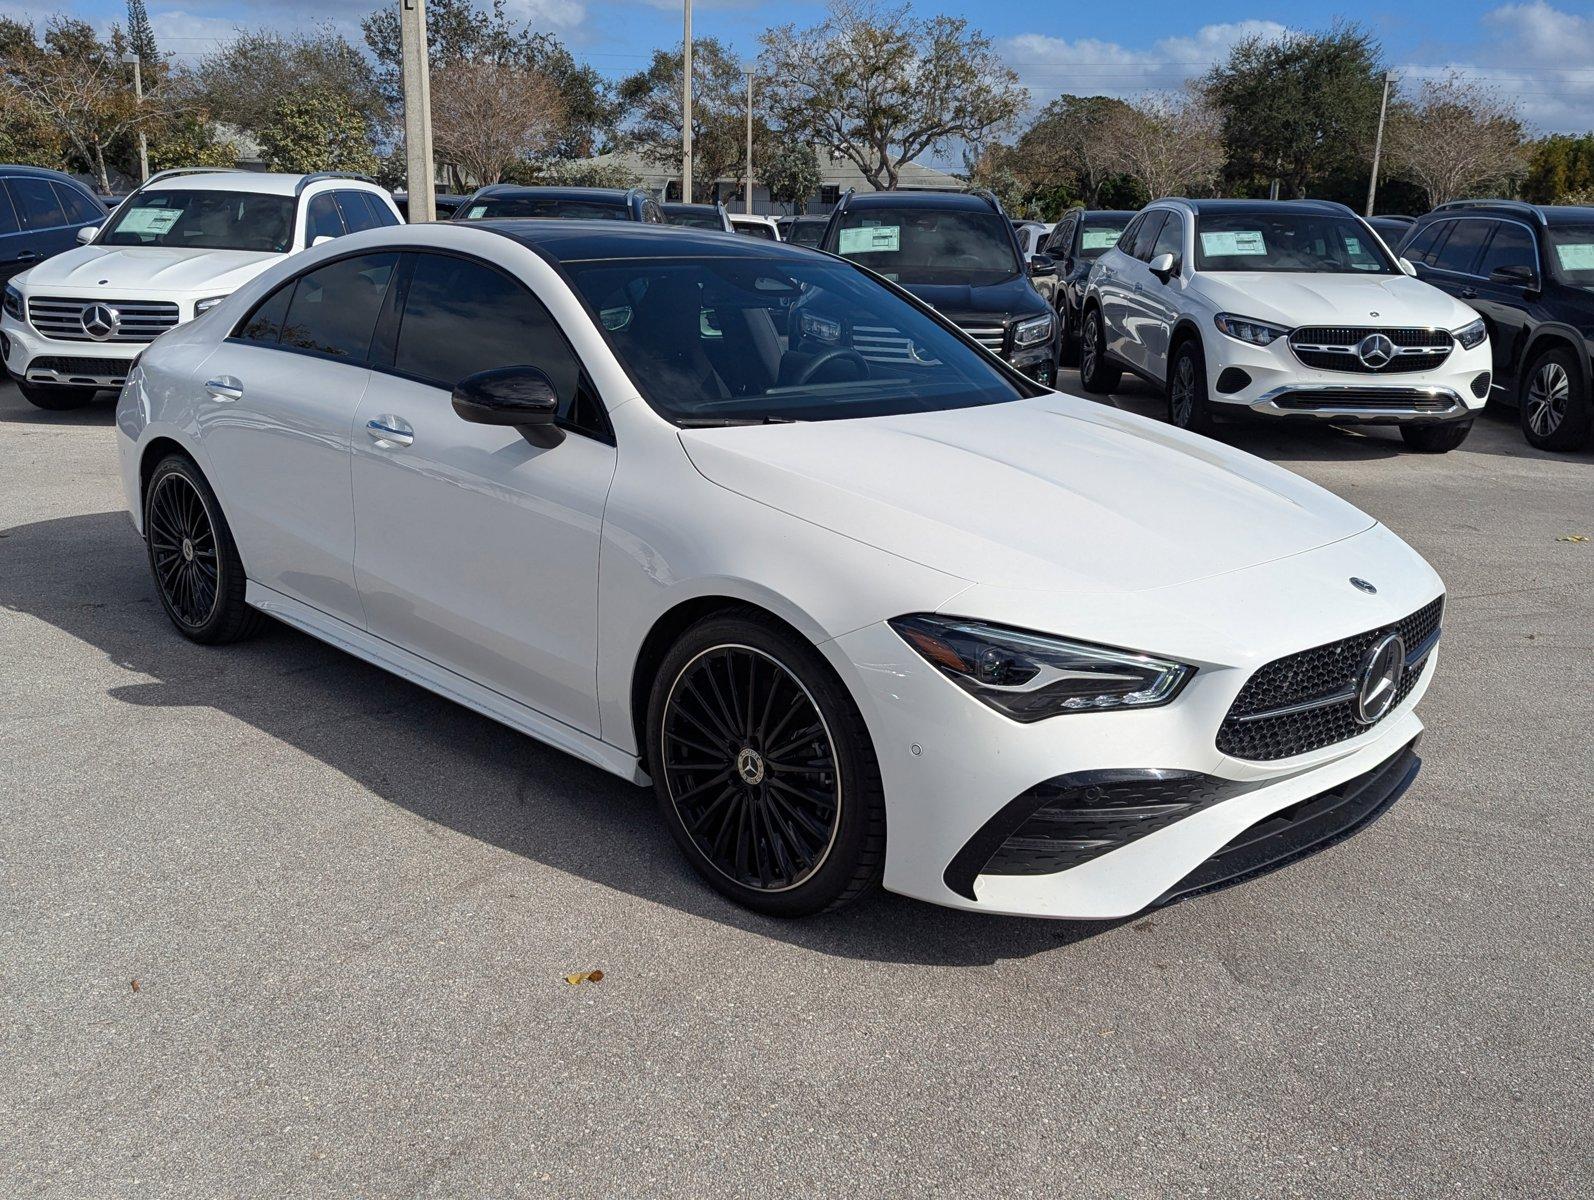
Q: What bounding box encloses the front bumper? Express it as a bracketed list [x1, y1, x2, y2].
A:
[2, 310, 142, 389]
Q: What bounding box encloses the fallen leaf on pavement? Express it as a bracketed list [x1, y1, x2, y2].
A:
[564, 969, 604, 986]
[1555, 534, 1588, 543]
[130, 979, 139, 993]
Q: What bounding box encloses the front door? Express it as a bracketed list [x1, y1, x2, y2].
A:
[1467, 219, 1541, 392]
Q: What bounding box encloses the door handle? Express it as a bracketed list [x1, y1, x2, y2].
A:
[366, 416, 414, 447]
[204, 376, 243, 402]
[11, 251, 40, 263]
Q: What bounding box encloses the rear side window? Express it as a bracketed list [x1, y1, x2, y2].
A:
[394, 253, 581, 407]
[305, 193, 345, 242]
[1431, 220, 1490, 274]
[10, 177, 67, 229]
[53, 183, 102, 225]
[278, 252, 399, 360]
[1477, 223, 1536, 277]
[236, 280, 295, 344]
[0, 183, 19, 235]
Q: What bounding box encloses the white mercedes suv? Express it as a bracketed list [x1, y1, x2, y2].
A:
[2, 168, 401, 410]
[115, 220, 1445, 920]
[1078, 199, 1491, 452]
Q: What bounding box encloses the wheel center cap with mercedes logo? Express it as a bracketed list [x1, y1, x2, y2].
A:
[80, 303, 121, 341]
[1354, 633, 1406, 725]
[1356, 332, 1395, 370]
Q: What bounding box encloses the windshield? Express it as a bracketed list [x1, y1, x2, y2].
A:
[1194, 212, 1395, 273]
[458, 197, 628, 221]
[664, 208, 724, 230]
[1078, 215, 1132, 260]
[564, 256, 1028, 424]
[832, 208, 1020, 285]
[101, 190, 295, 252]
[1546, 224, 1594, 285]
[785, 219, 826, 248]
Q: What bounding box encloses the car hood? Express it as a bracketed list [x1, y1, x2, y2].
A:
[1191, 271, 1475, 329]
[18, 245, 282, 295]
[895, 275, 1050, 324]
[680, 393, 1377, 595]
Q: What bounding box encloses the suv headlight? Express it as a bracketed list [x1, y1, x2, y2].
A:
[1214, 313, 1288, 346]
[194, 295, 229, 316]
[3, 283, 22, 320]
[1013, 313, 1055, 348]
[890, 614, 1194, 722]
[1454, 317, 1486, 350]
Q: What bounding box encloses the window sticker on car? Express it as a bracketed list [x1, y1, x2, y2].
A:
[1345, 236, 1362, 253]
[120, 207, 182, 235]
[467, 205, 488, 219]
[838, 225, 901, 255]
[1554, 242, 1594, 270]
[1200, 230, 1267, 256]
[1081, 229, 1123, 251]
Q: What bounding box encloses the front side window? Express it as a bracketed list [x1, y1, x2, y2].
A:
[832, 208, 1020, 285]
[1126, 212, 1166, 261]
[1545, 224, 1594, 285]
[458, 196, 629, 221]
[277, 252, 398, 360]
[1077, 215, 1132, 260]
[102, 190, 296, 252]
[1431, 219, 1491, 275]
[9, 177, 67, 230]
[1477, 223, 1537, 278]
[1150, 214, 1183, 265]
[564, 256, 1029, 424]
[1043, 217, 1074, 255]
[1193, 212, 1396, 273]
[1402, 223, 1447, 266]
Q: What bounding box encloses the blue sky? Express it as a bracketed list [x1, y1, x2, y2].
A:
[20, 0, 1594, 137]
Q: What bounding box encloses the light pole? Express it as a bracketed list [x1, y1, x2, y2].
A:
[743, 68, 754, 215]
[399, 0, 436, 222]
[120, 53, 148, 183]
[1366, 71, 1396, 218]
[681, 0, 693, 203]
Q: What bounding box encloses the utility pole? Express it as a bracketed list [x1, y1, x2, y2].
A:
[681, 0, 693, 203]
[120, 54, 148, 183]
[400, 0, 436, 222]
[744, 68, 754, 215]
[1366, 71, 1396, 217]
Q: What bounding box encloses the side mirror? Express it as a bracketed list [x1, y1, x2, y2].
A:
[452, 365, 565, 448]
[311, 234, 335, 247]
[1489, 263, 1537, 289]
[1028, 253, 1057, 278]
[1148, 251, 1177, 280]
[76, 225, 98, 244]
[1398, 257, 1417, 277]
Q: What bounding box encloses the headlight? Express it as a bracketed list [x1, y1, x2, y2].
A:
[889, 614, 1194, 722]
[1454, 317, 1486, 350]
[3, 283, 22, 320]
[1013, 313, 1055, 348]
[194, 295, 229, 316]
[1214, 313, 1288, 346]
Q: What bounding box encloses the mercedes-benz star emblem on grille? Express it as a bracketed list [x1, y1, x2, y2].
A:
[1350, 577, 1377, 594]
[80, 303, 121, 342]
[1354, 633, 1406, 725]
[1355, 332, 1395, 370]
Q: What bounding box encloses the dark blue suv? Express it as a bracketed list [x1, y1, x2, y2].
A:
[0, 165, 107, 285]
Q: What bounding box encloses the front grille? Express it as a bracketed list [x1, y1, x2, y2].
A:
[853, 324, 936, 366]
[955, 321, 1006, 354]
[1289, 326, 1452, 374]
[1217, 597, 1443, 761]
[27, 297, 180, 343]
[1272, 390, 1456, 412]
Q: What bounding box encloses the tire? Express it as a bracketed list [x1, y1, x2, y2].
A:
[1058, 303, 1080, 368]
[1167, 339, 1215, 434]
[144, 454, 264, 644]
[17, 380, 97, 411]
[1400, 421, 1473, 453]
[1078, 306, 1121, 393]
[1519, 346, 1593, 451]
[646, 609, 885, 917]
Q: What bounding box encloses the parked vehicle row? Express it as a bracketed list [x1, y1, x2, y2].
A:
[0, 164, 107, 285]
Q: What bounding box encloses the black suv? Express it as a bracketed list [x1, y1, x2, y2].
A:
[1397, 200, 1594, 450]
[453, 185, 665, 224]
[0, 164, 106, 284]
[1036, 208, 1135, 366]
[819, 189, 1060, 383]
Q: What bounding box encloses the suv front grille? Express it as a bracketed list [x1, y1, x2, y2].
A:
[1289, 326, 1452, 374]
[27, 297, 180, 343]
[1217, 597, 1443, 761]
[955, 321, 1007, 354]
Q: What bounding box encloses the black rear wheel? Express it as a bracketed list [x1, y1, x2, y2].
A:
[145, 455, 263, 644]
[1519, 347, 1592, 451]
[647, 611, 884, 916]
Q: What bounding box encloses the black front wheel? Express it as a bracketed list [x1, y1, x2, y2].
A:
[647, 611, 885, 917]
[1400, 421, 1473, 453]
[1078, 308, 1121, 393]
[145, 455, 263, 644]
[1167, 340, 1215, 434]
[17, 380, 97, 411]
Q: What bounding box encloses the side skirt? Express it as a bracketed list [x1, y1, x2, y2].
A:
[245, 582, 649, 786]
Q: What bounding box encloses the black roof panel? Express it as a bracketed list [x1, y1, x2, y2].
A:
[481, 220, 825, 262]
[843, 190, 992, 212]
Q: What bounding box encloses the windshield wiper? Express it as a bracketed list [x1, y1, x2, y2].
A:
[675, 416, 800, 427]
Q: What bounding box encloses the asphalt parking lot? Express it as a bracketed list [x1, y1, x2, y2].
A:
[2, 373, 1590, 1198]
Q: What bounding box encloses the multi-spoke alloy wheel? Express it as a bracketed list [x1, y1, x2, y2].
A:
[1170, 355, 1196, 426]
[148, 471, 221, 628]
[660, 645, 841, 893]
[1525, 360, 1567, 440]
[1519, 347, 1592, 451]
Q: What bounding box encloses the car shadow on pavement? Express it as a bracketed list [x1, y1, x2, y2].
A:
[2, 509, 1113, 966]
[0, 390, 119, 425]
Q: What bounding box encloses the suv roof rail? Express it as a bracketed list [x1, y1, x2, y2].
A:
[1432, 198, 1547, 225]
[295, 171, 378, 196]
[142, 167, 245, 188]
[970, 187, 1005, 216]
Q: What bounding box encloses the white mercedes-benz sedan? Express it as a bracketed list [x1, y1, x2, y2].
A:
[115, 221, 1445, 919]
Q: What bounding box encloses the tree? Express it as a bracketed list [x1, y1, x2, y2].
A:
[965, 143, 1032, 217]
[763, 140, 822, 212]
[1014, 94, 1136, 207]
[1522, 133, 1594, 204]
[190, 29, 386, 148]
[1100, 92, 1226, 201]
[1386, 75, 1526, 208]
[146, 115, 237, 172]
[256, 89, 378, 175]
[124, 0, 158, 72]
[533, 157, 643, 189]
[759, 0, 1025, 191]
[431, 59, 564, 186]
[1202, 24, 1384, 198]
[618, 37, 760, 201]
[362, 0, 614, 157]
